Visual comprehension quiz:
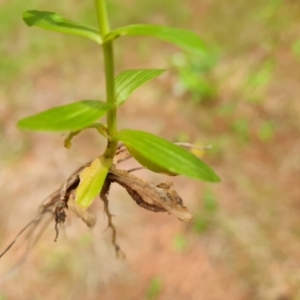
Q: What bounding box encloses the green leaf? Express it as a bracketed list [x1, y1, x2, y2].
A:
[64, 123, 109, 149]
[23, 10, 102, 44]
[75, 156, 112, 209]
[106, 24, 207, 54]
[115, 69, 165, 106]
[18, 100, 111, 131]
[116, 129, 220, 182]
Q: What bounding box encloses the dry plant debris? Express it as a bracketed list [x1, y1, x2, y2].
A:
[0, 143, 193, 261]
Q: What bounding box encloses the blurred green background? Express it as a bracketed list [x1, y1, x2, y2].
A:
[1, 0, 300, 299]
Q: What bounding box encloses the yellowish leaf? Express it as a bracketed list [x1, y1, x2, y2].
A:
[75, 156, 112, 209]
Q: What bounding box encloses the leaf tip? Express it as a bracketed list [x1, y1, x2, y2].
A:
[22, 10, 43, 27]
[207, 171, 221, 183]
[17, 118, 27, 129]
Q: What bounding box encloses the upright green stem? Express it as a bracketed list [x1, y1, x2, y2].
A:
[94, 0, 110, 35]
[95, 0, 118, 158]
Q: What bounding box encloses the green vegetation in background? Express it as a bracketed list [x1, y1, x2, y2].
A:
[172, 51, 219, 103]
[243, 60, 275, 105]
[258, 121, 275, 142]
[78, 233, 93, 247]
[146, 276, 163, 300]
[172, 233, 188, 252]
[42, 249, 71, 274]
[0, 0, 188, 84]
[193, 188, 218, 233]
[231, 118, 250, 143]
[106, 0, 188, 27]
[0, 0, 89, 83]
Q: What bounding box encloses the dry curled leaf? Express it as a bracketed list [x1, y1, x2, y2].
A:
[108, 166, 193, 222]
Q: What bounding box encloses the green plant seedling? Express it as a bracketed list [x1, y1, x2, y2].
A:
[2, 0, 221, 258]
[19, 0, 220, 205]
